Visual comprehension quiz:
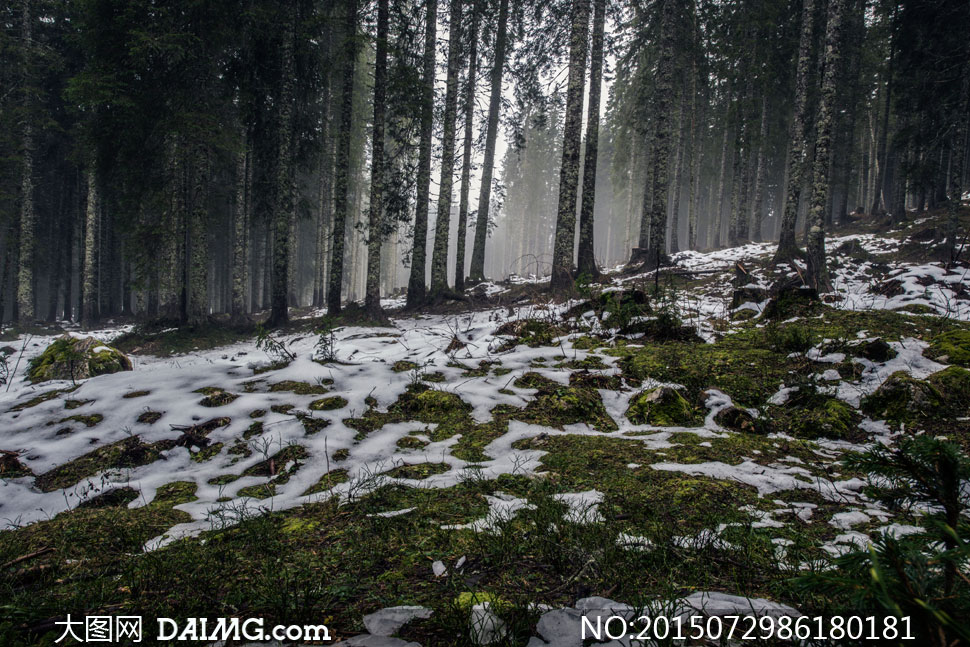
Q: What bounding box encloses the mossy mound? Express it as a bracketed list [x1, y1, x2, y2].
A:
[927, 366, 970, 417]
[27, 336, 132, 384]
[268, 380, 330, 395]
[928, 330, 970, 367]
[495, 318, 565, 349]
[309, 396, 349, 411]
[860, 371, 944, 424]
[390, 384, 472, 423]
[384, 462, 450, 480]
[769, 393, 860, 440]
[515, 381, 617, 432]
[626, 387, 698, 426]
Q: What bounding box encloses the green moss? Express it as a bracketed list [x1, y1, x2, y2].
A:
[332, 448, 350, 462]
[207, 474, 241, 486]
[122, 390, 151, 399]
[64, 399, 94, 410]
[35, 437, 164, 492]
[298, 415, 332, 435]
[237, 483, 276, 499]
[268, 380, 330, 395]
[392, 360, 420, 373]
[396, 435, 429, 450]
[190, 442, 224, 462]
[58, 413, 103, 428]
[928, 366, 970, 416]
[244, 421, 264, 439]
[194, 387, 239, 407]
[860, 371, 944, 424]
[928, 330, 970, 367]
[769, 394, 860, 440]
[301, 469, 350, 496]
[137, 410, 163, 424]
[309, 396, 349, 411]
[494, 319, 565, 349]
[271, 403, 295, 414]
[625, 387, 699, 426]
[242, 445, 309, 478]
[514, 381, 617, 432]
[384, 462, 450, 480]
[7, 386, 77, 412]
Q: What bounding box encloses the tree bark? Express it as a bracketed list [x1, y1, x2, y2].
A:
[751, 94, 768, 242]
[712, 110, 731, 249]
[577, 0, 606, 278]
[186, 145, 209, 325]
[806, 0, 845, 291]
[81, 168, 99, 329]
[230, 128, 251, 323]
[454, 0, 480, 292]
[870, 26, 895, 216]
[406, 0, 438, 305]
[687, 63, 702, 250]
[550, 0, 591, 291]
[16, 0, 34, 324]
[364, 0, 389, 317]
[268, 14, 297, 327]
[467, 0, 509, 284]
[773, 0, 815, 264]
[640, 0, 677, 270]
[669, 82, 687, 255]
[327, 0, 359, 315]
[429, 0, 464, 297]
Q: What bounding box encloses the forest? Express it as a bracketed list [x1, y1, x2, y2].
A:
[1, 0, 970, 644]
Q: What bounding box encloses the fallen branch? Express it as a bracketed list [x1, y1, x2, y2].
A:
[2, 546, 54, 569]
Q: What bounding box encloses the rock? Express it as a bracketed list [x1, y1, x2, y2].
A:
[927, 366, 970, 416]
[928, 330, 970, 367]
[714, 406, 763, 434]
[27, 335, 132, 383]
[625, 387, 697, 426]
[857, 339, 896, 363]
[363, 606, 433, 637]
[860, 371, 943, 424]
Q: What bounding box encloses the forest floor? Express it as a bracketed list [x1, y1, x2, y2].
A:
[2, 206, 970, 646]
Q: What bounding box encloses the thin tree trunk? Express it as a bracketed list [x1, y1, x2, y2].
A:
[577, 0, 606, 278]
[454, 0, 480, 292]
[870, 27, 895, 215]
[550, 0, 591, 290]
[806, 0, 845, 291]
[687, 68, 702, 250]
[327, 0, 359, 315]
[231, 128, 251, 323]
[773, 0, 815, 264]
[669, 82, 687, 255]
[406, 0, 438, 305]
[751, 94, 768, 242]
[187, 145, 209, 325]
[364, 0, 389, 317]
[429, 0, 464, 297]
[16, 0, 34, 324]
[712, 114, 731, 249]
[82, 168, 99, 328]
[467, 0, 509, 284]
[268, 14, 297, 327]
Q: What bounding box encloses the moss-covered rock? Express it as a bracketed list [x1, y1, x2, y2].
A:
[927, 366, 970, 416]
[309, 396, 349, 411]
[928, 330, 970, 367]
[27, 336, 132, 383]
[626, 387, 698, 426]
[860, 371, 944, 424]
[770, 394, 859, 440]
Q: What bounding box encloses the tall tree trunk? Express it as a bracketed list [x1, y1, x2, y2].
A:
[550, 0, 591, 290]
[467, 0, 509, 284]
[751, 94, 768, 242]
[773, 0, 815, 264]
[269, 15, 297, 327]
[687, 67, 702, 250]
[669, 83, 687, 255]
[327, 0, 359, 315]
[454, 0, 480, 292]
[187, 145, 209, 325]
[640, 0, 677, 270]
[364, 0, 389, 317]
[313, 44, 335, 308]
[82, 168, 99, 328]
[406, 0, 438, 305]
[429, 0, 464, 297]
[231, 128, 251, 323]
[806, 0, 845, 291]
[16, 0, 34, 324]
[712, 112, 731, 249]
[870, 28, 895, 215]
[577, 0, 606, 278]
